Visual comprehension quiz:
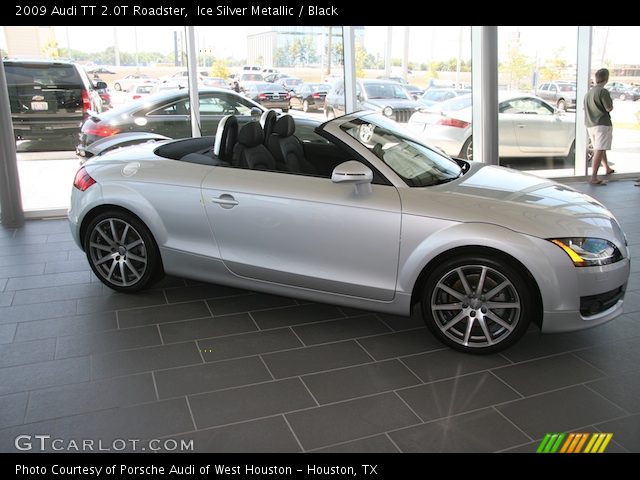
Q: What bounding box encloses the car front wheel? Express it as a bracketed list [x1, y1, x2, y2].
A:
[84, 211, 163, 292]
[421, 254, 532, 353]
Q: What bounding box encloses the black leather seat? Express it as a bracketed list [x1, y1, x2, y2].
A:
[213, 115, 238, 164]
[232, 121, 276, 171]
[267, 115, 316, 174]
[260, 110, 278, 145]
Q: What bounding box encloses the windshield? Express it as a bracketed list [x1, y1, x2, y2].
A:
[364, 83, 411, 100]
[340, 114, 462, 187]
[439, 94, 472, 112]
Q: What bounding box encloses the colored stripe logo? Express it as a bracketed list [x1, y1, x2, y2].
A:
[537, 432, 613, 453]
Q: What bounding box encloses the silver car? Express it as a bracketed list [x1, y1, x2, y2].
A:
[407, 93, 577, 161]
[69, 111, 629, 353]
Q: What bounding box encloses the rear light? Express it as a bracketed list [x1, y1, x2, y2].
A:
[81, 89, 91, 115]
[73, 167, 96, 191]
[258, 93, 267, 100]
[132, 95, 142, 100]
[437, 117, 470, 129]
[83, 121, 120, 137]
[312, 92, 321, 98]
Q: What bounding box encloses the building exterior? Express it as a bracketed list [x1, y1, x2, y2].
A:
[3, 26, 57, 58]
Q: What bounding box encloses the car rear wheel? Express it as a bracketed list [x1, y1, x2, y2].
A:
[557, 99, 567, 111]
[461, 137, 473, 160]
[84, 211, 163, 292]
[421, 254, 532, 353]
[303, 100, 310, 112]
[114, 82, 121, 91]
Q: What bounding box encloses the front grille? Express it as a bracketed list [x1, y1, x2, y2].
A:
[393, 108, 414, 123]
[580, 286, 624, 316]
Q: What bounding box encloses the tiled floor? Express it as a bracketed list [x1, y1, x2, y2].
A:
[1, 180, 639, 453]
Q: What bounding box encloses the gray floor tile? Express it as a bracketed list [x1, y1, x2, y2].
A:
[14, 312, 117, 342]
[0, 338, 56, 367]
[149, 275, 187, 289]
[500, 330, 588, 363]
[623, 291, 640, 313]
[172, 416, 300, 452]
[263, 341, 373, 378]
[596, 414, 640, 452]
[0, 392, 28, 428]
[401, 349, 510, 383]
[5, 271, 91, 291]
[118, 301, 211, 329]
[56, 326, 161, 358]
[12, 282, 107, 305]
[164, 284, 248, 303]
[0, 324, 16, 344]
[0, 356, 90, 395]
[0, 227, 16, 238]
[357, 328, 444, 360]
[92, 342, 202, 379]
[43, 258, 91, 275]
[390, 408, 530, 452]
[77, 290, 167, 314]
[313, 434, 400, 453]
[159, 314, 257, 344]
[0, 278, 6, 292]
[302, 359, 420, 404]
[251, 303, 345, 329]
[0, 263, 45, 279]
[398, 372, 520, 422]
[155, 356, 271, 399]
[286, 393, 420, 450]
[574, 338, 640, 376]
[0, 299, 77, 324]
[376, 311, 425, 331]
[0, 234, 46, 246]
[199, 328, 302, 362]
[587, 370, 640, 414]
[0, 292, 13, 307]
[206, 292, 296, 316]
[497, 385, 625, 439]
[292, 315, 391, 346]
[0, 398, 194, 451]
[46, 232, 72, 243]
[189, 378, 316, 429]
[492, 354, 604, 396]
[1, 241, 78, 257]
[25, 373, 157, 423]
[0, 251, 68, 268]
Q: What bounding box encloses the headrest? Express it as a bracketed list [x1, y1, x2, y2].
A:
[237, 121, 264, 147]
[260, 109, 277, 129]
[273, 115, 295, 137]
[214, 115, 238, 157]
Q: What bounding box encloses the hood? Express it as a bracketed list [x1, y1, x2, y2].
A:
[400, 163, 626, 247]
[363, 98, 417, 110]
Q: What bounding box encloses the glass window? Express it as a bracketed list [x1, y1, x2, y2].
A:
[499, 97, 553, 115]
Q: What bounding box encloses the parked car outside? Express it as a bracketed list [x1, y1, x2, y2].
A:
[289, 83, 331, 112]
[404, 84, 425, 100]
[535, 81, 576, 110]
[280, 77, 303, 92]
[76, 88, 264, 156]
[69, 111, 629, 353]
[86, 66, 116, 75]
[418, 87, 471, 107]
[408, 92, 578, 161]
[605, 84, 640, 101]
[113, 74, 156, 92]
[5, 59, 105, 149]
[242, 82, 290, 112]
[124, 82, 155, 102]
[325, 79, 418, 123]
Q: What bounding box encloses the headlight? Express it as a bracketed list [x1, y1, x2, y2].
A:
[550, 238, 623, 267]
[383, 106, 393, 117]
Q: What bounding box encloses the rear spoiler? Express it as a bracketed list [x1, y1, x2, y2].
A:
[77, 132, 170, 162]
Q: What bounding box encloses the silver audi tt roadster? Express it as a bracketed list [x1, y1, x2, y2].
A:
[69, 111, 630, 353]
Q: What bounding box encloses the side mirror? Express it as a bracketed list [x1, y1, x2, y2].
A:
[331, 161, 373, 195]
[95, 81, 108, 90]
[250, 107, 262, 117]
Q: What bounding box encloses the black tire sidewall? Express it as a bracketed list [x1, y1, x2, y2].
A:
[83, 211, 163, 293]
[421, 254, 532, 354]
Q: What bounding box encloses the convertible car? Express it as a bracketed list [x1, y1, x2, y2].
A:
[69, 111, 629, 353]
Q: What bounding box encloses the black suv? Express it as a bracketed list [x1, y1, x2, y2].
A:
[4, 59, 105, 149]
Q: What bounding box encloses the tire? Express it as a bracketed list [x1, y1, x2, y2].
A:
[557, 99, 567, 111]
[421, 253, 532, 353]
[83, 210, 164, 292]
[460, 136, 473, 160]
[114, 83, 121, 91]
[303, 100, 310, 113]
[567, 140, 576, 163]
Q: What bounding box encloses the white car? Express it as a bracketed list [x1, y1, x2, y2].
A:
[408, 93, 577, 161]
[112, 74, 157, 92]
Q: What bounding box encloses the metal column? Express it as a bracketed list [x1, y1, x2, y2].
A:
[471, 26, 499, 165]
[575, 27, 592, 176]
[343, 26, 357, 114]
[0, 60, 24, 227]
[186, 26, 201, 138]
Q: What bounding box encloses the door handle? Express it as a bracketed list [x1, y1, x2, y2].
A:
[210, 194, 238, 209]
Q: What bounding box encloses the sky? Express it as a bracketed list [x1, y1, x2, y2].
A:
[1, 26, 638, 65]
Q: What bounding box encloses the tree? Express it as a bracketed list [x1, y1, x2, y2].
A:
[539, 48, 568, 81]
[500, 39, 534, 90]
[355, 42, 367, 78]
[41, 39, 59, 59]
[211, 58, 229, 78]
